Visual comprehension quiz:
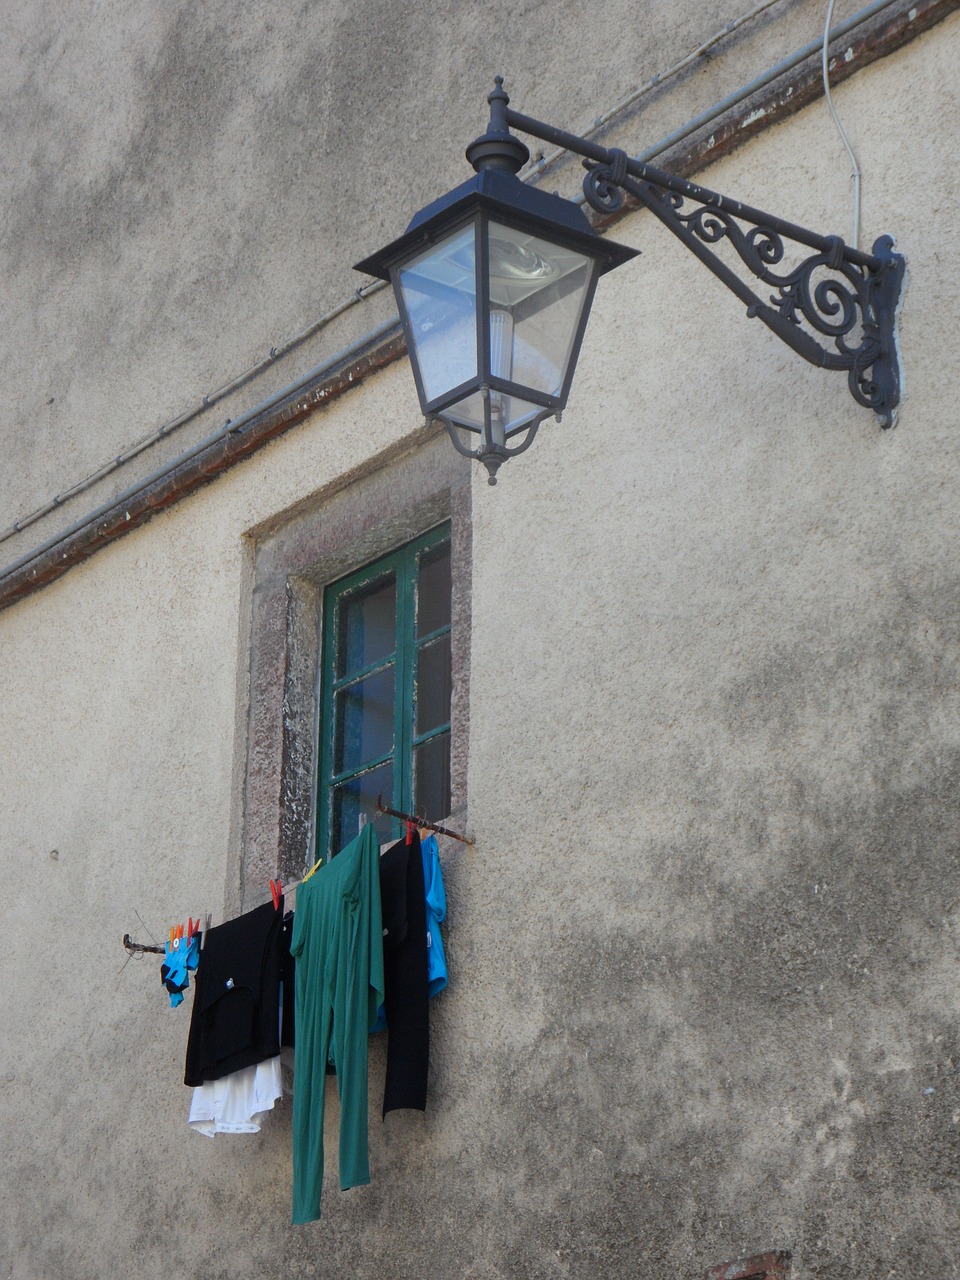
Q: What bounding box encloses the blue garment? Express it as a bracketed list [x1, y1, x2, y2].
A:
[421, 835, 448, 998]
[161, 932, 200, 1008]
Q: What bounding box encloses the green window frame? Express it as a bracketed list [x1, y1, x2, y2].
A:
[316, 523, 452, 859]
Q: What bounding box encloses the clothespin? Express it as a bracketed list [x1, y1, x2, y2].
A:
[405, 820, 414, 846]
[269, 879, 282, 910]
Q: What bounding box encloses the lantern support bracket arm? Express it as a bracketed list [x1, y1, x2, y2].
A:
[502, 101, 905, 427]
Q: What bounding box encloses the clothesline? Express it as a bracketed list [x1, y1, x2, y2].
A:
[123, 913, 212, 957]
[374, 796, 475, 847]
[122, 933, 165, 956]
[124, 821, 449, 1220]
[121, 806, 470, 956]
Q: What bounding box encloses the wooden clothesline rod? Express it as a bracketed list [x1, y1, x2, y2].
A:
[122, 805, 473, 956]
[122, 911, 212, 957]
[122, 933, 165, 956]
[375, 796, 475, 847]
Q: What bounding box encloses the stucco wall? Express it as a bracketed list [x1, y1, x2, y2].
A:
[0, 0, 930, 568]
[1, 11, 959, 1280]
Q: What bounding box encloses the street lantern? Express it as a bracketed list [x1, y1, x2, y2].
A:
[357, 78, 904, 484]
[355, 81, 638, 483]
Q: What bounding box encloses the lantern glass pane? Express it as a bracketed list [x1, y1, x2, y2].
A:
[486, 222, 597, 399]
[443, 388, 546, 438]
[397, 223, 478, 405]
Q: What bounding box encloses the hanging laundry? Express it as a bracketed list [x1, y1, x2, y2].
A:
[290, 823, 384, 1225]
[421, 834, 448, 998]
[371, 828, 449, 1032]
[187, 1056, 285, 1137]
[161, 920, 200, 1008]
[280, 911, 296, 1049]
[378, 829, 429, 1117]
[379, 836, 410, 954]
[184, 898, 284, 1087]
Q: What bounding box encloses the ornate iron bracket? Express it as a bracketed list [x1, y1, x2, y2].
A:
[503, 96, 905, 427]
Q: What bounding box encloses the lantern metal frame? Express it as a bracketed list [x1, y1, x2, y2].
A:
[357, 78, 906, 481]
[356, 116, 638, 481]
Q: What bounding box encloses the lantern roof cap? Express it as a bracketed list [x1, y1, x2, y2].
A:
[354, 168, 638, 283]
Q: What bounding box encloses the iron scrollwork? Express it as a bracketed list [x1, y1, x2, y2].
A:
[582, 155, 904, 427]
[582, 148, 629, 216]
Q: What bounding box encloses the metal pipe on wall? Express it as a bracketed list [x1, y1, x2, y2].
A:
[634, 0, 899, 164]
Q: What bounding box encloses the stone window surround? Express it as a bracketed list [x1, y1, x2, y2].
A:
[235, 429, 472, 909]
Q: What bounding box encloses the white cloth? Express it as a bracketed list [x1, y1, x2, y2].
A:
[187, 1056, 284, 1137]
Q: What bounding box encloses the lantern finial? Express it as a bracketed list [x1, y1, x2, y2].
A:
[465, 78, 530, 175]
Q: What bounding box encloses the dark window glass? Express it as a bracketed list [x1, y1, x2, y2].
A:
[338, 574, 396, 677]
[334, 666, 395, 773]
[332, 761, 395, 854]
[417, 542, 452, 637]
[415, 634, 451, 736]
[414, 733, 451, 825]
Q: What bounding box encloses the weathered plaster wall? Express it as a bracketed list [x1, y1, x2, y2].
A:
[0, 14, 958, 1280]
[457, 24, 960, 1274]
[0, 0, 920, 564]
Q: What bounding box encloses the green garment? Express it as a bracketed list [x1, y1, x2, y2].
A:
[291, 823, 384, 1224]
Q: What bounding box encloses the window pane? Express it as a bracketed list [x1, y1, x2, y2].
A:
[335, 666, 395, 773]
[417, 542, 451, 637]
[414, 732, 450, 823]
[415, 635, 451, 736]
[331, 760, 394, 854]
[338, 574, 396, 677]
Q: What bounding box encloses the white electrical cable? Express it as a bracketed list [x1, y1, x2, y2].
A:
[822, 0, 863, 249]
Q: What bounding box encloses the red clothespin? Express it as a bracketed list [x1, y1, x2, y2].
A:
[405, 820, 414, 846]
[269, 879, 282, 910]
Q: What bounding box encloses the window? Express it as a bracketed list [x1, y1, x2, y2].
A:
[316, 523, 452, 859]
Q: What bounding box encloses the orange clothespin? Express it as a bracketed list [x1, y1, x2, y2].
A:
[269, 879, 282, 910]
[405, 820, 414, 846]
